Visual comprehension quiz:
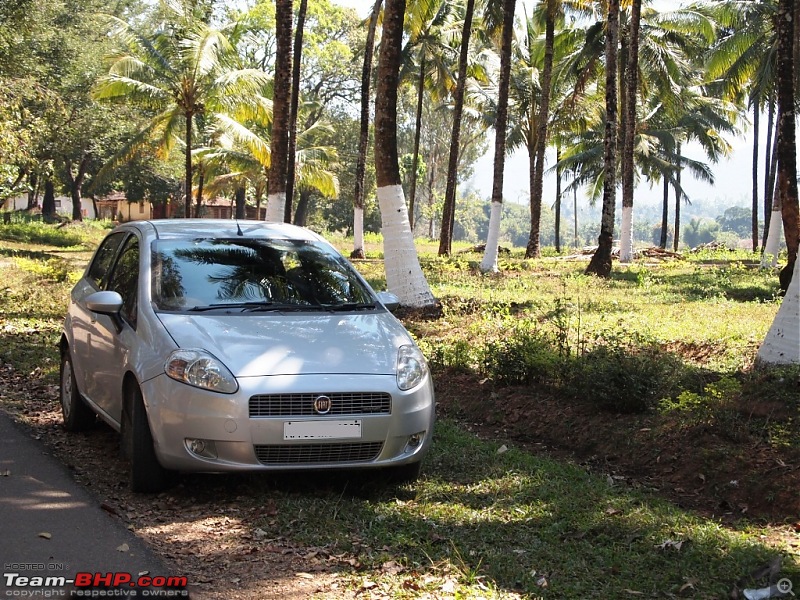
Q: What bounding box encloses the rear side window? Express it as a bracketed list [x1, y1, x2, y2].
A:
[86, 232, 126, 288]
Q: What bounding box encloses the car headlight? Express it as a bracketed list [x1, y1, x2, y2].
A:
[397, 345, 428, 391]
[165, 349, 238, 394]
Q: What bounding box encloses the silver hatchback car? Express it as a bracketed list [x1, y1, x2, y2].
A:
[60, 220, 435, 492]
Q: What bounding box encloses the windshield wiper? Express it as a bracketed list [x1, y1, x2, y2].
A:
[187, 301, 278, 312]
[324, 302, 377, 312]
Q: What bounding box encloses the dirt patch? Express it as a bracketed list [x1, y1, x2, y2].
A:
[434, 369, 800, 525]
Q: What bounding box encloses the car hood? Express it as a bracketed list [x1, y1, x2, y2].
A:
[156, 312, 411, 377]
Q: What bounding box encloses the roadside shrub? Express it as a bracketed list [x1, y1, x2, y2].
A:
[566, 344, 688, 414]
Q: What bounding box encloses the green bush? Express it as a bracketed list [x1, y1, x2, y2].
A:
[566, 344, 689, 414]
[480, 326, 562, 386]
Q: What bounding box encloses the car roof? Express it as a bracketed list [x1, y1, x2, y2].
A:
[126, 219, 326, 242]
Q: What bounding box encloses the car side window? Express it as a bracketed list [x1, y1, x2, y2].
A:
[107, 237, 140, 329]
[86, 232, 127, 288]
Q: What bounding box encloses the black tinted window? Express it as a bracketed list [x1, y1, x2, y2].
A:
[108, 238, 139, 328]
[87, 232, 126, 288]
[151, 239, 373, 311]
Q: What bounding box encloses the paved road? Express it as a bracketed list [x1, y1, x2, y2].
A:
[0, 411, 185, 598]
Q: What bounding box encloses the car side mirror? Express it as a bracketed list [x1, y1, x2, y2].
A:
[85, 291, 125, 332]
[85, 290, 124, 315]
[377, 291, 400, 313]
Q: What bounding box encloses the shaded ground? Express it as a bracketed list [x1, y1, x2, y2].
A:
[435, 368, 800, 526]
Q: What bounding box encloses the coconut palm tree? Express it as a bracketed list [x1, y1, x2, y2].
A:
[266, 0, 293, 222]
[352, 0, 382, 259]
[285, 0, 309, 223]
[93, 8, 270, 218]
[774, 0, 798, 293]
[585, 0, 619, 277]
[618, 0, 642, 263]
[439, 0, 478, 256]
[480, 0, 517, 273]
[401, 0, 455, 231]
[375, 0, 435, 306]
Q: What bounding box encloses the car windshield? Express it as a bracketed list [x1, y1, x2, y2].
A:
[151, 238, 375, 312]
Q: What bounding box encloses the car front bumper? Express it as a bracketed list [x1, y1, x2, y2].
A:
[140, 373, 435, 472]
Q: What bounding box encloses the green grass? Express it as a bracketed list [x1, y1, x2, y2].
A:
[0, 222, 797, 598]
[243, 420, 794, 598]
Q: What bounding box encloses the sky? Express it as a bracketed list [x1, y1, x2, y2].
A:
[330, 0, 772, 215]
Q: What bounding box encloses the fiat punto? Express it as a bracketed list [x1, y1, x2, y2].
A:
[60, 220, 435, 492]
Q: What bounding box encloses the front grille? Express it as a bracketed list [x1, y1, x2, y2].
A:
[254, 442, 384, 465]
[249, 392, 391, 417]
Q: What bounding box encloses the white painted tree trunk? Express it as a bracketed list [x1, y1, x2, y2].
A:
[377, 184, 435, 307]
[480, 200, 503, 273]
[266, 193, 285, 222]
[620, 205, 633, 263]
[353, 206, 364, 256]
[757, 257, 800, 365]
[761, 208, 783, 268]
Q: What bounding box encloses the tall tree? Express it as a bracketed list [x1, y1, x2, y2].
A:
[619, 0, 641, 263]
[525, 0, 556, 259]
[93, 8, 269, 218]
[374, 0, 435, 306]
[285, 0, 309, 223]
[352, 0, 382, 259]
[267, 0, 294, 222]
[775, 0, 799, 293]
[439, 0, 477, 256]
[586, 0, 619, 277]
[481, 0, 517, 273]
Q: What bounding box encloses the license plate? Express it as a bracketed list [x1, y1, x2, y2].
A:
[283, 419, 362, 440]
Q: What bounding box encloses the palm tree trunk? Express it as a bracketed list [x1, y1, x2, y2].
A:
[673, 144, 682, 253]
[526, 0, 555, 259]
[573, 177, 578, 248]
[586, 0, 620, 277]
[480, 0, 516, 273]
[776, 0, 799, 294]
[235, 186, 246, 220]
[375, 0, 434, 307]
[294, 189, 311, 226]
[620, 0, 641, 264]
[184, 111, 193, 218]
[555, 145, 562, 253]
[285, 0, 308, 224]
[194, 167, 204, 218]
[751, 102, 760, 252]
[439, 0, 476, 256]
[352, 0, 382, 259]
[762, 98, 777, 249]
[267, 0, 293, 222]
[409, 55, 426, 231]
[660, 177, 669, 249]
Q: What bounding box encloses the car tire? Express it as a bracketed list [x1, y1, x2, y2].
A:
[388, 461, 422, 484]
[123, 384, 174, 493]
[60, 350, 95, 432]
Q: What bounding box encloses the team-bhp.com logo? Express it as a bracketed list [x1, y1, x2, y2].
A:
[4, 572, 189, 597]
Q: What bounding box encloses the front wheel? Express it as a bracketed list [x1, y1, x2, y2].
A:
[122, 384, 174, 493]
[60, 351, 95, 431]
